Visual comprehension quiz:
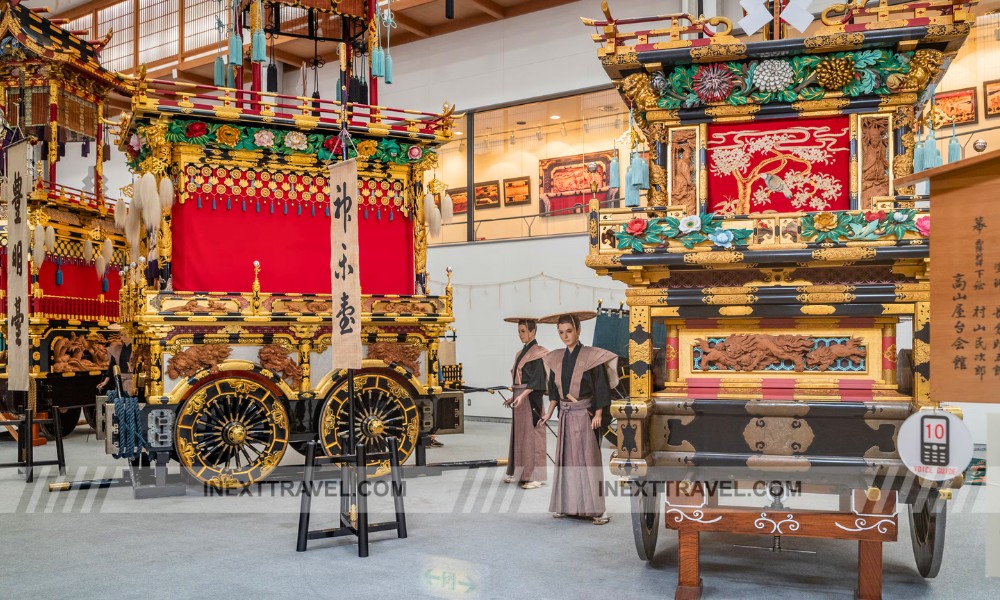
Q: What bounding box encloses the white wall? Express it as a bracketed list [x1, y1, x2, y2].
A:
[427, 235, 626, 418]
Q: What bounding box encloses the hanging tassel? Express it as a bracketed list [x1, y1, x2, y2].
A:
[948, 122, 961, 163]
[266, 62, 278, 93]
[227, 61, 236, 88]
[441, 193, 454, 224]
[297, 203, 302, 216]
[377, 207, 382, 220]
[924, 128, 943, 169]
[214, 56, 226, 86]
[364, 207, 369, 219]
[256, 200, 260, 213]
[159, 177, 175, 211]
[83, 240, 94, 263]
[103, 276, 109, 293]
[385, 53, 393, 84]
[270, 201, 275, 214]
[82, 140, 90, 158]
[609, 151, 621, 188]
[283, 202, 288, 215]
[141, 173, 161, 233]
[212, 197, 217, 210]
[636, 152, 650, 189]
[389, 209, 394, 222]
[227, 197, 232, 210]
[311, 203, 315, 217]
[126, 191, 143, 247]
[102, 239, 113, 265]
[197, 196, 203, 209]
[45, 225, 56, 250]
[32, 229, 45, 267]
[325, 206, 330, 217]
[55, 258, 63, 286]
[913, 131, 925, 173]
[372, 46, 384, 78]
[114, 196, 128, 228]
[424, 194, 441, 236]
[96, 255, 107, 281]
[228, 30, 242, 71]
[625, 182, 640, 207]
[252, 30, 267, 63]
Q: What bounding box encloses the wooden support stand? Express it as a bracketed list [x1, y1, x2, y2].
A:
[296, 437, 407, 558]
[0, 406, 66, 482]
[664, 486, 897, 600]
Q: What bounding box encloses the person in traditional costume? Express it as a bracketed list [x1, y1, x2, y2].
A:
[502, 317, 549, 489]
[96, 324, 134, 398]
[539, 311, 618, 524]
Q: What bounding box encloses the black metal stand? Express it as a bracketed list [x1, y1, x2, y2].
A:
[295, 437, 407, 557]
[1, 390, 67, 482]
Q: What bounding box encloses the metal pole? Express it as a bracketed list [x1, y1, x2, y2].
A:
[466, 111, 475, 243]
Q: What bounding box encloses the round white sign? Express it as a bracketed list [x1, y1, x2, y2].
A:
[898, 410, 974, 482]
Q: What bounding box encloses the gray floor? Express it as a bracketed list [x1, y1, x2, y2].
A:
[1, 420, 996, 599]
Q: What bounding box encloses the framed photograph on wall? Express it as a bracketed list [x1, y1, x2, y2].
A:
[474, 181, 501, 209]
[538, 150, 614, 217]
[984, 79, 1000, 119]
[932, 87, 977, 128]
[502, 176, 532, 206]
[445, 188, 469, 214]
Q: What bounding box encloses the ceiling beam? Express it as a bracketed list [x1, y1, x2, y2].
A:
[393, 12, 432, 38]
[271, 48, 306, 68]
[469, 0, 506, 20]
[386, 0, 439, 10]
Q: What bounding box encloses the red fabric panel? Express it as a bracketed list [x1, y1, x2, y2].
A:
[37, 261, 121, 300]
[172, 197, 414, 295]
[706, 116, 851, 214]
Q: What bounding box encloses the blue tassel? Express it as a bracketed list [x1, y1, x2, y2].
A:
[227, 197, 231, 210]
[252, 30, 267, 63]
[372, 46, 384, 77]
[197, 196, 202, 209]
[389, 209, 394, 222]
[377, 207, 382, 220]
[297, 203, 302, 216]
[948, 123, 961, 163]
[242, 199, 246, 212]
[625, 183, 640, 207]
[385, 53, 393, 84]
[609, 153, 620, 188]
[283, 202, 288, 215]
[212, 197, 217, 210]
[213, 57, 226, 86]
[311, 204, 315, 217]
[227, 62, 235, 88]
[635, 152, 650, 189]
[364, 207, 369, 219]
[924, 128, 943, 169]
[270, 202, 275, 214]
[914, 131, 925, 172]
[55, 259, 63, 286]
[102, 276, 109, 293]
[256, 201, 260, 213]
[228, 33, 242, 70]
[325, 206, 330, 217]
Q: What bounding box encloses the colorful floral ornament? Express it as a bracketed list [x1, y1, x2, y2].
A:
[678, 215, 702, 233]
[625, 218, 647, 236]
[254, 130, 275, 148]
[284, 131, 308, 151]
[215, 125, 241, 147]
[707, 227, 735, 248]
[407, 145, 423, 161]
[693, 63, 734, 104]
[815, 56, 856, 90]
[753, 59, 794, 93]
[357, 140, 378, 158]
[916, 215, 930, 237]
[185, 122, 208, 139]
[813, 212, 839, 231]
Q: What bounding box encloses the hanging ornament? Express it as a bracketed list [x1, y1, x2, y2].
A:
[32, 228, 45, 267]
[250, 0, 267, 63]
[381, 6, 396, 84]
[55, 257, 63, 285]
[141, 173, 160, 232]
[441, 193, 454, 224]
[214, 56, 226, 86]
[609, 149, 620, 188]
[159, 176, 175, 211]
[95, 255, 107, 281]
[228, 24, 242, 71]
[102, 276, 109, 293]
[45, 225, 56, 250]
[424, 193, 441, 237]
[948, 121, 961, 163]
[83, 239, 94, 263]
[913, 129, 925, 173]
[267, 62, 278, 93]
[102, 238, 114, 266]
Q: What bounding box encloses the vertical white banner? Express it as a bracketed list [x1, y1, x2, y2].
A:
[328, 158, 362, 369]
[4, 140, 31, 391]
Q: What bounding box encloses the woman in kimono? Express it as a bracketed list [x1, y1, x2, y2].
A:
[502, 317, 549, 489]
[540, 311, 618, 524]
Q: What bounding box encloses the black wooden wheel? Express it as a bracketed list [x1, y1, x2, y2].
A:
[41, 407, 81, 438]
[897, 348, 914, 396]
[631, 480, 660, 560]
[83, 406, 98, 431]
[603, 360, 630, 446]
[319, 369, 420, 474]
[174, 375, 289, 488]
[909, 491, 946, 578]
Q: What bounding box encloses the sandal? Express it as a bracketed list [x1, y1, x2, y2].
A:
[592, 515, 611, 525]
[552, 513, 566, 518]
[503, 476, 515, 483]
[520, 481, 543, 489]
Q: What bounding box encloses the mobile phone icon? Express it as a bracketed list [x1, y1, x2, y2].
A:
[920, 415, 950, 467]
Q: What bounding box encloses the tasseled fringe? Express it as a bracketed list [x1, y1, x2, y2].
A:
[159, 177, 175, 211]
[95, 255, 107, 281]
[83, 239, 94, 263]
[32, 228, 45, 267]
[424, 193, 441, 237]
[441, 193, 454, 224]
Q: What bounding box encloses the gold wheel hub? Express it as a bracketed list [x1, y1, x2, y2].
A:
[365, 418, 385, 437]
[224, 422, 248, 445]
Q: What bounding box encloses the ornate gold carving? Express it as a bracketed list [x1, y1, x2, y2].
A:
[806, 338, 866, 371]
[619, 73, 658, 112]
[689, 43, 747, 62]
[166, 298, 233, 313]
[258, 345, 302, 387]
[50, 333, 110, 373]
[669, 128, 697, 213]
[719, 306, 754, 316]
[803, 32, 865, 49]
[705, 104, 760, 118]
[366, 342, 422, 377]
[800, 305, 838, 315]
[272, 401, 288, 430]
[811, 247, 877, 262]
[683, 251, 744, 264]
[791, 98, 849, 113]
[167, 345, 233, 379]
[702, 294, 758, 305]
[695, 334, 815, 372]
[795, 292, 857, 303]
[894, 50, 943, 93]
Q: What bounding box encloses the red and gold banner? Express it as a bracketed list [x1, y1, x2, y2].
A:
[706, 116, 851, 215]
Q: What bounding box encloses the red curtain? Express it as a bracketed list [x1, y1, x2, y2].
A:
[37, 261, 122, 300]
[171, 197, 414, 295]
[706, 116, 851, 214]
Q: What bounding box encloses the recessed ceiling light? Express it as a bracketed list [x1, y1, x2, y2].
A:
[454, 131, 464, 135]
[550, 115, 561, 120]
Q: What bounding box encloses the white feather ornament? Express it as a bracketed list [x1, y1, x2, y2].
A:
[441, 193, 454, 224]
[83, 240, 94, 263]
[424, 193, 441, 237]
[114, 199, 128, 228]
[95, 255, 107, 280]
[126, 194, 143, 246]
[102, 238, 114, 264]
[32, 229, 45, 267]
[140, 173, 160, 232]
[158, 177, 175, 211]
[45, 225, 55, 250]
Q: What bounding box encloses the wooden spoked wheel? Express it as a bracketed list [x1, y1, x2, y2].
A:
[631, 480, 661, 560]
[897, 348, 914, 396]
[174, 376, 289, 488]
[319, 369, 420, 474]
[909, 491, 946, 578]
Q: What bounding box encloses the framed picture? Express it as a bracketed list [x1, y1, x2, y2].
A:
[502, 176, 531, 206]
[445, 188, 468, 214]
[538, 150, 614, 217]
[933, 87, 977, 129]
[474, 181, 501, 209]
[984, 79, 1000, 119]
